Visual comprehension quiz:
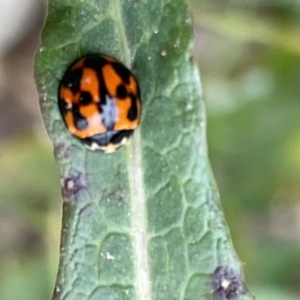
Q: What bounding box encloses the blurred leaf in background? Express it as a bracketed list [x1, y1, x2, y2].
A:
[0, 134, 61, 300]
[0, 1, 60, 299]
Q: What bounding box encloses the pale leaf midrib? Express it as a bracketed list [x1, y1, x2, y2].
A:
[128, 130, 151, 300]
[111, 0, 151, 299]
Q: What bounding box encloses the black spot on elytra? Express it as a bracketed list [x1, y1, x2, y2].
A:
[84, 55, 107, 70]
[112, 62, 131, 84]
[111, 130, 133, 144]
[72, 104, 88, 130]
[127, 94, 138, 121]
[83, 55, 109, 105]
[116, 84, 127, 99]
[63, 68, 82, 94]
[212, 266, 250, 300]
[79, 91, 93, 104]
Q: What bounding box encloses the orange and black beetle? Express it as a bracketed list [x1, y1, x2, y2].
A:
[58, 54, 141, 153]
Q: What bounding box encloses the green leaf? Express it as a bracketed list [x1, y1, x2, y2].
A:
[35, 0, 254, 299]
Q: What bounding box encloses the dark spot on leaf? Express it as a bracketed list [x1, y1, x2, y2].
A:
[212, 266, 250, 300]
[62, 172, 86, 198]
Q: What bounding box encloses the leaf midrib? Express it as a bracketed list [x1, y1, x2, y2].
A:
[111, 0, 151, 299]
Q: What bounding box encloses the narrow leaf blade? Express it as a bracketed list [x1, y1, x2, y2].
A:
[35, 0, 254, 299]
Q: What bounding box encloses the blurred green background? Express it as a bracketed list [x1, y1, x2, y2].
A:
[0, 1, 300, 299]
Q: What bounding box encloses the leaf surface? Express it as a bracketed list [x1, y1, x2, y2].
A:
[35, 0, 253, 299]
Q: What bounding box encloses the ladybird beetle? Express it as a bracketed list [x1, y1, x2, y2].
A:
[58, 54, 141, 153]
